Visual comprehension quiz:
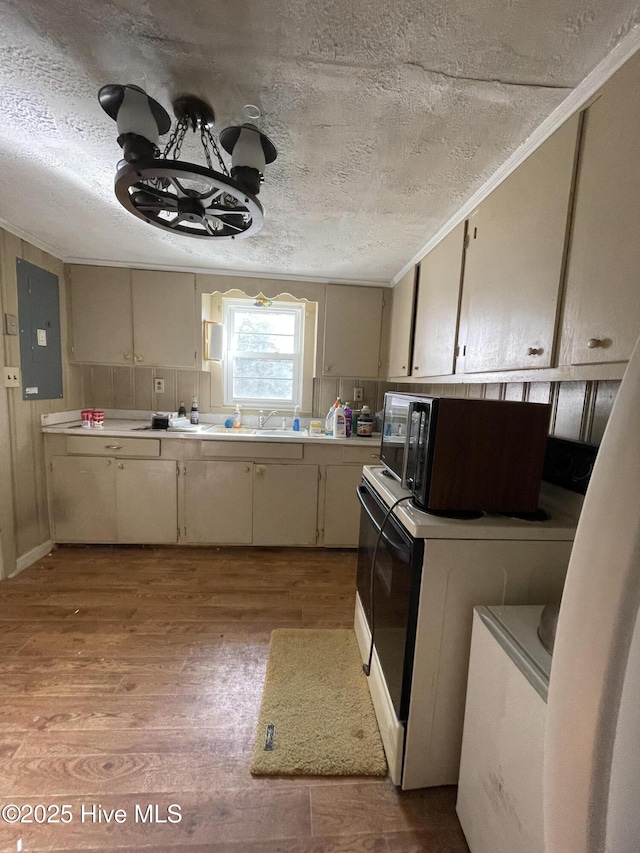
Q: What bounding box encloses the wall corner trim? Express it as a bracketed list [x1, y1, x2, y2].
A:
[11, 540, 54, 578]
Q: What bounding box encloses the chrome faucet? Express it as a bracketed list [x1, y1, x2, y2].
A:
[258, 410, 278, 428]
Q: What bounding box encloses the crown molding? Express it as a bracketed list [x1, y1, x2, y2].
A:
[63, 257, 390, 287]
[391, 31, 640, 286]
[0, 217, 64, 262]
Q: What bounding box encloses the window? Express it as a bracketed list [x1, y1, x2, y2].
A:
[223, 298, 305, 408]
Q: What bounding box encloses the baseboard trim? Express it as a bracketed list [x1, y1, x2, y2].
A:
[11, 540, 54, 577]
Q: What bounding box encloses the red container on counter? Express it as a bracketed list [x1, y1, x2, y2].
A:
[91, 410, 105, 429]
[81, 409, 93, 429]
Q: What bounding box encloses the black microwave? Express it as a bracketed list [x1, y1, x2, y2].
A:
[380, 393, 551, 513]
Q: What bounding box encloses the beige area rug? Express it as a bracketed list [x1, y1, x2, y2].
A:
[250, 628, 387, 777]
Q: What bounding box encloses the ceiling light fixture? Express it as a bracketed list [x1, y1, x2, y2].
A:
[98, 84, 278, 239]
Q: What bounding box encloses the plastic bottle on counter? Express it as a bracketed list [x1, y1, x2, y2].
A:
[178, 401, 187, 418]
[333, 401, 346, 438]
[343, 402, 353, 437]
[190, 397, 199, 425]
[292, 406, 301, 432]
[233, 404, 242, 428]
[325, 399, 339, 435]
[356, 405, 373, 437]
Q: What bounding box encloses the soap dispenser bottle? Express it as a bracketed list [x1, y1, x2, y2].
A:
[190, 397, 199, 425]
[292, 406, 301, 432]
[233, 404, 242, 428]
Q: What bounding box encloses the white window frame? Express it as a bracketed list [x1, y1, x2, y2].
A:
[222, 298, 305, 409]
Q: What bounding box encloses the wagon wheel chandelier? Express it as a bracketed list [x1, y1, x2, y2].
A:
[98, 84, 278, 239]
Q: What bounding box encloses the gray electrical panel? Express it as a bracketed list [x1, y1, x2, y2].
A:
[16, 258, 64, 401]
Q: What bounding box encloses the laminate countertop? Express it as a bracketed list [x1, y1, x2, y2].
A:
[40, 410, 381, 448]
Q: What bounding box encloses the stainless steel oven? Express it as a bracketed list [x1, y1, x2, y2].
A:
[355, 478, 424, 722]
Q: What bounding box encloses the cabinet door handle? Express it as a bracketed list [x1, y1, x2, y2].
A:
[587, 338, 604, 349]
[117, 463, 125, 469]
[134, 354, 144, 363]
[244, 466, 251, 473]
[105, 444, 123, 450]
[402, 365, 406, 370]
[527, 347, 543, 356]
[413, 365, 419, 371]
[324, 365, 332, 372]
[123, 352, 132, 361]
[255, 465, 266, 477]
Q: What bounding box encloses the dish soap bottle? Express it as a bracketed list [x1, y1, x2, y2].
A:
[178, 400, 187, 418]
[333, 400, 346, 438]
[233, 404, 242, 428]
[344, 402, 353, 437]
[190, 396, 199, 425]
[292, 405, 301, 432]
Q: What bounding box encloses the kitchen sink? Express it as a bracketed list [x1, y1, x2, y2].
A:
[254, 428, 309, 437]
[204, 425, 257, 435]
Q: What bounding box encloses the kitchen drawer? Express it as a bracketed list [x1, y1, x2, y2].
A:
[66, 436, 161, 457]
[201, 440, 303, 460]
[342, 444, 380, 464]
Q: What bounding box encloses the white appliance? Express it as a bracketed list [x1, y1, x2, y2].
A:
[457, 605, 552, 853]
[354, 465, 580, 790]
[544, 336, 640, 852]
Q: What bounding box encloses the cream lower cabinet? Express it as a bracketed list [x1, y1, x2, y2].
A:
[322, 465, 365, 546]
[183, 461, 253, 544]
[115, 459, 178, 543]
[51, 456, 117, 543]
[50, 456, 177, 544]
[253, 464, 319, 546]
[182, 461, 318, 545]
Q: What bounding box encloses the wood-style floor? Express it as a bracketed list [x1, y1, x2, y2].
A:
[0, 546, 470, 853]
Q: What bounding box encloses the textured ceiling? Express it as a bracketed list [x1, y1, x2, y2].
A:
[0, 0, 639, 284]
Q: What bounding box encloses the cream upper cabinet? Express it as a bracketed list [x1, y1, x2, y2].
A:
[323, 285, 383, 377]
[131, 270, 196, 368]
[70, 266, 134, 364]
[387, 268, 416, 378]
[559, 53, 640, 366]
[70, 266, 196, 368]
[460, 115, 580, 373]
[413, 222, 466, 378]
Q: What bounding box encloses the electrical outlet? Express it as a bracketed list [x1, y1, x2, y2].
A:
[353, 386, 364, 402]
[3, 367, 20, 388]
[154, 378, 165, 394]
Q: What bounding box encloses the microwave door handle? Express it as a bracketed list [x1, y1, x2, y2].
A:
[404, 404, 426, 489]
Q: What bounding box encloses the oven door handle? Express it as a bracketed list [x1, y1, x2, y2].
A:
[357, 484, 383, 532]
[357, 485, 412, 562]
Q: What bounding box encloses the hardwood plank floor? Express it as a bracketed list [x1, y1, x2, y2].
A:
[0, 546, 469, 852]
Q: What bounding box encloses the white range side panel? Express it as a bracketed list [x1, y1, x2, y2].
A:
[401, 538, 571, 790]
[457, 610, 547, 853]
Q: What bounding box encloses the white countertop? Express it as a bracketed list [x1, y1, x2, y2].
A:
[362, 465, 581, 541]
[40, 410, 381, 447]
